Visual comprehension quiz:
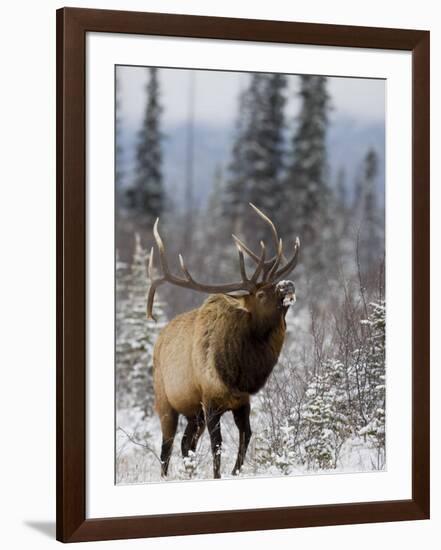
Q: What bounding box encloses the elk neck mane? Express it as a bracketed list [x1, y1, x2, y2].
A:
[198, 294, 286, 395]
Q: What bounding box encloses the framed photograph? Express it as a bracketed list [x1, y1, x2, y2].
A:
[56, 7, 430, 543]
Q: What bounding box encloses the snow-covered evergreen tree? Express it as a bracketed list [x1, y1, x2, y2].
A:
[116, 249, 131, 407]
[284, 75, 331, 242]
[354, 148, 384, 273]
[223, 73, 287, 245]
[199, 165, 237, 278]
[358, 300, 386, 468]
[298, 359, 352, 469]
[115, 71, 124, 193]
[254, 419, 297, 475]
[247, 74, 287, 212]
[128, 68, 164, 223]
[336, 166, 347, 208]
[115, 235, 166, 417]
[222, 84, 250, 227]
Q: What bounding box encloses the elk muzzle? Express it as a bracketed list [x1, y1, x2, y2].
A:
[276, 280, 296, 307]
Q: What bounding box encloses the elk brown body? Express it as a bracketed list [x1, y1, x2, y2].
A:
[148, 204, 300, 478]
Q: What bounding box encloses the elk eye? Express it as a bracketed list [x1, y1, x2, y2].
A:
[256, 291, 265, 300]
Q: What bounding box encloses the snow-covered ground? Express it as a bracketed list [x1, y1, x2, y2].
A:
[116, 405, 384, 485]
[115, 242, 386, 485]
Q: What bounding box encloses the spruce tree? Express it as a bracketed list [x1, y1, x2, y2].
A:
[336, 167, 347, 208]
[333, 166, 350, 250]
[299, 359, 351, 469]
[128, 67, 164, 223]
[115, 71, 124, 192]
[358, 300, 386, 468]
[246, 74, 287, 212]
[354, 148, 383, 272]
[115, 235, 166, 417]
[285, 75, 330, 241]
[223, 73, 287, 246]
[202, 165, 238, 281]
[223, 75, 262, 229]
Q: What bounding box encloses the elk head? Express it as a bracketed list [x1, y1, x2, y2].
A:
[147, 203, 300, 323]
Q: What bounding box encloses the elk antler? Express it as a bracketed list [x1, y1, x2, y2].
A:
[147, 205, 299, 320]
[147, 219, 266, 320]
[233, 203, 300, 283]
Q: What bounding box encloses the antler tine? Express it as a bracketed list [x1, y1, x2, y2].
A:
[232, 234, 261, 264]
[266, 238, 283, 282]
[273, 237, 300, 282]
[146, 242, 167, 321]
[148, 246, 155, 280]
[249, 203, 280, 256]
[178, 253, 195, 282]
[147, 219, 180, 321]
[147, 281, 161, 321]
[250, 241, 266, 283]
[232, 232, 279, 272]
[153, 218, 171, 274]
[234, 241, 249, 282]
[232, 235, 272, 285]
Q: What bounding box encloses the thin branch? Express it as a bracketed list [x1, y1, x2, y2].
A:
[117, 426, 162, 464]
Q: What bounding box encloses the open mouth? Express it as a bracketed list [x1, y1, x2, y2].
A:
[282, 292, 296, 307]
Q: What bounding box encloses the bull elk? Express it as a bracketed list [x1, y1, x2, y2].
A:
[147, 204, 300, 478]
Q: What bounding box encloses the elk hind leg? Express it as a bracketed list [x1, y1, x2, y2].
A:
[158, 406, 178, 478]
[206, 407, 223, 479]
[232, 403, 252, 475]
[181, 411, 205, 458]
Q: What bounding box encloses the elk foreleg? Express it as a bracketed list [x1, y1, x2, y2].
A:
[206, 407, 223, 479]
[232, 403, 252, 475]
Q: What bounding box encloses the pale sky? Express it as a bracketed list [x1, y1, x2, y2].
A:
[117, 65, 385, 130]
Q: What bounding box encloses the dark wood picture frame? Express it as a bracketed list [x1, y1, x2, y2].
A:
[56, 7, 430, 543]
